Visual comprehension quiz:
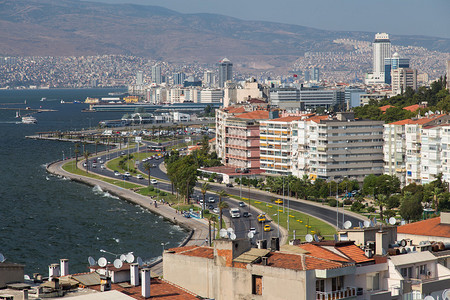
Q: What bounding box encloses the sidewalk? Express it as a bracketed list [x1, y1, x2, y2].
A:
[47, 158, 209, 276]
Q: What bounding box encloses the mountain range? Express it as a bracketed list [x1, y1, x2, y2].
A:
[1, 0, 449, 68]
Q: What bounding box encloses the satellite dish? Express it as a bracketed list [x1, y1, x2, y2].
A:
[137, 257, 144, 267]
[385, 218, 389, 224]
[334, 234, 338, 241]
[314, 234, 319, 242]
[24, 275, 31, 280]
[359, 222, 363, 229]
[382, 248, 387, 255]
[248, 232, 254, 239]
[126, 253, 135, 263]
[343, 220, 352, 229]
[373, 217, 377, 225]
[424, 296, 435, 300]
[0, 253, 5, 263]
[120, 254, 127, 262]
[113, 259, 123, 269]
[219, 229, 228, 238]
[98, 257, 107, 267]
[369, 220, 374, 227]
[442, 289, 450, 300]
[363, 220, 371, 228]
[400, 239, 407, 247]
[88, 256, 96, 266]
[230, 233, 237, 240]
[389, 217, 396, 225]
[227, 227, 234, 234]
[305, 234, 313, 243]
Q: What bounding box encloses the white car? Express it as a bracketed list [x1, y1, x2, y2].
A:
[114, 171, 121, 176]
[136, 174, 143, 179]
[249, 227, 257, 234]
[100, 165, 106, 169]
[213, 208, 219, 214]
[124, 172, 131, 177]
[208, 197, 215, 203]
[150, 179, 158, 184]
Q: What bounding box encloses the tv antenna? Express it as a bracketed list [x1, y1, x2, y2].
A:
[305, 234, 313, 243]
[113, 259, 123, 269]
[343, 220, 352, 229]
[98, 257, 107, 268]
[88, 256, 96, 266]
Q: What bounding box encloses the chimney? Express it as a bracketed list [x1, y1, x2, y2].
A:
[23, 289, 28, 300]
[48, 263, 60, 280]
[141, 268, 151, 298]
[261, 256, 268, 266]
[130, 263, 139, 286]
[60, 259, 69, 276]
[441, 212, 450, 224]
[376, 230, 388, 255]
[271, 237, 280, 251]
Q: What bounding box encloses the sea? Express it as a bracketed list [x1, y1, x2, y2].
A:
[0, 88, 187, 276]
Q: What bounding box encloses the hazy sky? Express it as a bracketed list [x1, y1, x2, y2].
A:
[89, 0, 450, 39]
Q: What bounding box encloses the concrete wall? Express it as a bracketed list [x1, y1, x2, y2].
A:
[396, 233, 450, 244]
[0, 264, 24, 288]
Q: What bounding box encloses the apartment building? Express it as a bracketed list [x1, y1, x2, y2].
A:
[296, 112, 384, 182]
[260, 116, 302, 175]
[384, 115, 450, 185]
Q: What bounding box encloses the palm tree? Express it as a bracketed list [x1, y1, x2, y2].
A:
[201, 182, 209, 216]
[217, 192, 229, 230]
[432, 187, 441, 211]
[94, 139, 99, 155]
[74, 143, 80, 169]
[83, 151, 90, 174]
[207, 214, 217, 246]
[143, 162, 151, 187]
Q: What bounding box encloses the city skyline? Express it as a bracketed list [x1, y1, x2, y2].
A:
[88, 0, 450, 39]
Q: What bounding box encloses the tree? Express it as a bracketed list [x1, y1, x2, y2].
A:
[201, 182, 210, 216]
[376, 194, 387, 220]
[83, 151, 90, 174]
[218, 197, 229, 230]
[143, 162, 151, 187]
[207, 214, 217, 246]
[74, 143, 80, 169]
[95, 139, 99, 155]
[400, 192, 423, 221]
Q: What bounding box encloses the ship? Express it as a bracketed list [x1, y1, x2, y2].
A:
[22, 116, 37, 124]
[40, 97, 46, 102]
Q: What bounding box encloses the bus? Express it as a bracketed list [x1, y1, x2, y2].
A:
[147, 145, 166, 152]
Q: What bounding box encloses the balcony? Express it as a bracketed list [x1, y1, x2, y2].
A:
[316, 287, 357, 300]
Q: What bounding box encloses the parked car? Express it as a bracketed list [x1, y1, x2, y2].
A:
[213, 208, 219, 214]
[136, 174, 143, 179]
[208, 204, 214, 210]
[114, 171, 121, 176]
[150, 179, 158, 184]
[208, 197, 215, 203]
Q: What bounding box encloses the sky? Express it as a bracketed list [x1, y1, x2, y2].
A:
[88, 0, 450, 39]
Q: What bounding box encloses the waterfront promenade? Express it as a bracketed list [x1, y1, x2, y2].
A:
[46, 157, 209, 276]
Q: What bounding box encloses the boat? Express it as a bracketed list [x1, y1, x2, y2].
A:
[22, 116, 37, 124]
[40, 97, 46, 102]
[15, 111, 21, 118]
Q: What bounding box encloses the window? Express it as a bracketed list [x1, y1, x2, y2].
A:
[367, 273, 380, 291]
[332, 276, 344, 291]
[316, 279, 325, 292]
[252, 275, 262, 295]
[401, 267, 412, 278]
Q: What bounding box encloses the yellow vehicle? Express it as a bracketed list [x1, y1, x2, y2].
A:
[257, 214, 266, 223]
[274, 199, 283, 204]
[264, 224, 271, 232]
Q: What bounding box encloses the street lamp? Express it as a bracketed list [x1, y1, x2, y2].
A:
[62, 150, 64, 161]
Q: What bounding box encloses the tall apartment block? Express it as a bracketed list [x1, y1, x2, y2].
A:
[391, 68, 417, 95]
[218, 58, 233, 88]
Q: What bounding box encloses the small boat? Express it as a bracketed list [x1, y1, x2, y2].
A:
[40, 97, 46, 102]
[22, 116, 37, 124]
[15, 111, 21, 118]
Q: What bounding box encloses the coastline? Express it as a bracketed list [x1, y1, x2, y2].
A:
[46, 157, 209, 276]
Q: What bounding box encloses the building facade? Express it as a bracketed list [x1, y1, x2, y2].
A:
[391, 68, 417, 95]
[373, 33, 391, 81]
[151, 64, 162, 85]
[218, 58, 233, 88]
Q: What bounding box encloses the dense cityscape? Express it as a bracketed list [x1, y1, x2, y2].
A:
[1, 0, 450, 299]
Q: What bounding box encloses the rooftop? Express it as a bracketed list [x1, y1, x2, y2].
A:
[234, 110, 270, 120]
[397, 216, 450, 238]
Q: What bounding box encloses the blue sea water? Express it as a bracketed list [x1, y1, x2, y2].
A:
[0, 89, 187, 275]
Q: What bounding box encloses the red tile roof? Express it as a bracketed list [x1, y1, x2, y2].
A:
[90, 278, 198, 299]
[269, 116, 304, 122]
[380, 105, 394, 112]
[403, 104, 420, 112]
[336, 245, 374, 264]
[397, 217, 450, 238]
[305, 115, 328, 123]
[298, 244, 349, 262]
[389, 115, 446, 126]
[235, 110, 270, 120]
[225, 106, 246, 114]
[167, 246, 214, 259]
[304, 256, 346, 270]
[264, 252, 346, 271]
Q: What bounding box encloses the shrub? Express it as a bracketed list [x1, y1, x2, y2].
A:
[367, 206, 376, 213]
[328, 199, 337, 207]
[160, 191, 167, 196]
[343, 199, 353, 205]
[148, 186, 155, 191]
[351, 201, 365, 212]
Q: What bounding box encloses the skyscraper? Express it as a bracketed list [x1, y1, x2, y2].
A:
[384, 52, 410, 84]
[373, 33, 391, 79]
[151, 64, 162, 85]
[218, 58, 233, 88]
[136, 71, 143, 85]
[173, 72, 186, 86]
[203, 70, 214, 87]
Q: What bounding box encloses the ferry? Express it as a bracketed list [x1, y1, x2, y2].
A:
[22, 116, 37, 124]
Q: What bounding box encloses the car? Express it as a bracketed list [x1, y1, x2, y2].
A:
[229, 208, 240, 218]
[257, 214, 267, 223]
[92, 163, 97, 168]
[239, 201, 246, 207]
[152, 163, 157, 168]
[242, 211, 250, 218]
[124, 172, 131, 177]
[208, 197, 215, 203]
[121, 151, 125, 156]
[249, 227, 257, 234]
[136, 174, 143, 179]
[226, 183, 233, 187]
[274, 199, 283, 204]
[150, 179, 158, 184]
[98, 159, 103, 164]
[114, 171, 121, 176]
[92, 159, 97, 163]
[208, 204, 214, 210]
[100, 165, 106, 169]
[213, 208, 219, 214]
[264, 224, 271, 232]
[83, 162, 87, 167]
[122, 175, 129, 180]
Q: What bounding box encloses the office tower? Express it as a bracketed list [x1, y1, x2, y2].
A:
[203, 70, 214, 87]
[218, 58, 233, 88]
[311, 67, 320, 82]
[384, 53, 410, 84]
[136, 71, 143, 85]
[151, 64, 162, 84]
[373, 33, 391, 79]
[304, 70, 310, 82]
[173, 72, 186, 86]
[391, 68, 417, 95]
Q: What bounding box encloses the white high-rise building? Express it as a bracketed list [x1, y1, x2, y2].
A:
[203, 70, 214, 87]
[373, 33, 391, 78]
[136, 71, 143, 85]
[218, 58, 233, 88]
